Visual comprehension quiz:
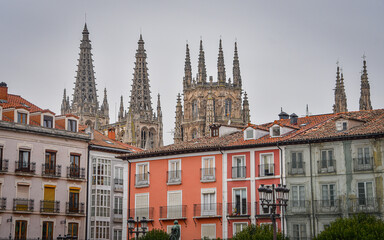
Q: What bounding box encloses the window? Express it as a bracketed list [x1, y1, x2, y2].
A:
[232, 156, 245, 178]
[192, 100, 198, 120]
[68, 223, 79, 238]
[233, 188, 247, 215]
[201, 224, 216, 239]
[0, 146, 4, 171]
[272, 126, 280, 137]
[70, 154, 80, 177]
[201, 189, 216, 216]
[321, 184, 336, 207]
[113, 229, 122, 240]
[191, 128, 198, 139]
[67, 119, 77, 132]
[168, 160, 181, 184]
[15, 220, 28, 240]
[17, 112, 27, 124]
[69, 188, 80, 213]
[167, 191, 182, 218]
[136, 163, 149, 186]
[320, 149, 335, 172]
[245, 129, 254, 139]
[211, 127, 219, 137]
[44, 151, 56, 175]
[358, 182, 373, 206]
[292, 223, 307, 240]
[202, 157, 215, 181]
[291, 152, 304, 174]
[43, 185, 56, 212]
[16, 184, 30, 211]
[225, 99, 232, 117]
[140, 129, 147, 148]
[336, 121, 348, 131]
[43, 116, 53, 128]
[114, 197, 123, 215]
[114, 167, 123, 187]
[233, 222, 247, 236]
[135, 193, 149, 219]
[342, 122, 347, 130]
[18, 149, 31, 171]
[42, 221, 54, 240]
[91, 158, 111, 186]
[291, 186, 305, 207]
[92, 189, 110, 217]
[357, 147, 371, 165]
[260, 154, 274, 177]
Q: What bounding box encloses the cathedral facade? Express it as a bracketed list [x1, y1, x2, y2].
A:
[174, 40, 250, 143]
[61, 24, 109, 127]
[100, 35, 163, 150]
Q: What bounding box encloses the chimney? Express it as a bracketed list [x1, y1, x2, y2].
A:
[0, 82, 8, 101]
[278, 108, 289, 120]
[290, 113, 298, 125]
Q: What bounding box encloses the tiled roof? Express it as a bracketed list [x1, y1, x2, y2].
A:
[90, 130, 142, 153]
[0, 94, 44, 113]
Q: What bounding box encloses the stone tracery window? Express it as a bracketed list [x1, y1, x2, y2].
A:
[141, 128, 147, 149]
[192, 100, 198, 120]
[192, 129, 198, 139]
[225, 98, 232, 117]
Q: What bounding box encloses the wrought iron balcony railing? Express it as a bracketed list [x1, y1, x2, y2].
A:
[15, 161, 36, 174]
[167, 170, 182, 184]
[287, 162, 305, 175]
[286, 200, 310, 214]
[193, 203, 222, 218]
[259, 164, 275, 177]
[0, 159, 8, 172]
[135, 173, 149, 186]
[315, 199, 341, 214]
[129, 207, 154, 220]
[348, 197, 380, 213]
[42, 163, 61, 178]
[227, 202, 251, 217]
[200, 168, 216, 182]
[66, 166, 85, 179]
[159, 205, 187, 219]
[65, 202, 85, 215]
[13, 198, 34, 212]
[0, 197, 6, 210]
[114, 178, 124, 191]
[317, 160, 336, 173]
[40, 200, 60, 213]
[232, 166, 246, 178]
[353, 157, 374, 171]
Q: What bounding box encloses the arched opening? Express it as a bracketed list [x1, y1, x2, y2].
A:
[192, 100, 198, 120]
[148, 128, 156, 149]
[191, 128, 198, 139]
[225, 98, 232, 118]
[140, 128, 148, 149]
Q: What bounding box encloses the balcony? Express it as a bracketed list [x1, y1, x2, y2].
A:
[286, 200, 310, 215]
[317, 160, 336, 174]
[66, 166, 85, 180]
[159, 205, 187, 220]
[40, 200, 60, 214]
[0, 159, 8, 173]
[129, 207, 154, 220]
[113, 208, 123, 222]
[65, 202, 85, 215]
[15, 161, 36, 175]
[348, 197, 380, 213]
[193, 203, 222, 218]
[200, 168, 216, 182]
[353, 157, 373, 172]
[135, 173, 149, 187]
[227, 202, 251, 217]
[315, 199, 342, 214]
[42, 164, 61, 178]
[232, 166, 246, 179]
[167, 170, 182, 185]
[13, 198, 34, 212]
[259, 164, 274, 177]
[0, 197, 6, 210]
[287, 162, 305, 175]
[114, 178, 124, 191]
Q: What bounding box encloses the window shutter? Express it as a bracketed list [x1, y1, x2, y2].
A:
[201, 224, 216, 238]
[136, 194, 149, 218]
[17, 185, 29, 199]
[168, 192, 181, 206]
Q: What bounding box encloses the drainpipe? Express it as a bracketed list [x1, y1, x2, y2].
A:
[277, 143, 285, 238]
[85, 145, 90, 240]
[309, 142, 316, 238]
[128, 160, 131, 240]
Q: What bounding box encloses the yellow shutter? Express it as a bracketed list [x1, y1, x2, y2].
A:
[44, 186, 55, 201]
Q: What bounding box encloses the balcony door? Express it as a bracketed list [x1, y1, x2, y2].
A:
[70, 154, 80, 177]
[233, 188, 247, 215]
[358, 182, 373, 206]
[16, 184, 30, 211]
[261, 154, 273, 176]
[69, 188, 80, 213]
[68, 223, 78, 237]
[15, 220, 27, 240]
[135, 193, 149, 219]
[202, 190, 216, 216]
[18, 149, 30, 171]
[321, 184, 336, 207]
[43, 186, 55, 212]
[167, 191, 182, 218]
[42, 221, 54, 240]
[45, 151, 56, 175]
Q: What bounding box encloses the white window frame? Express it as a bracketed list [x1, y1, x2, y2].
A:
[270, 125, 280, 137]
[168, 159, 181, 184]
[201, 156, 215, 181]
[357, 181, 374, 206]
[259, 153, 274, 177]
[201, 223, 216, 239]
[232, 155, 246, 178]
[135, 192, 149, 219]
[167, 190, 182, 219]
[136, 162, 149, 186]
[233, 222, 248, 236]
[292, 223, 307, 240]
[321, 183, 337, 207]
[320, 149, 335, 172]
[232, 188, 247, 216]
[244, 128, 255, 140]
[291, 185, 305, 207]
[201, 188, 216, 216]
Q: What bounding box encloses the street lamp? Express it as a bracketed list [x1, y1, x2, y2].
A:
[128, 217, 148, 239]
[258, 184, 289, 240]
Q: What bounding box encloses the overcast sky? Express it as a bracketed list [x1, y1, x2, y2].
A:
[1, 0, 383, 145]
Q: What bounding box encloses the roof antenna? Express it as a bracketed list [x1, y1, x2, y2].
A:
[306, 104, 309, 117]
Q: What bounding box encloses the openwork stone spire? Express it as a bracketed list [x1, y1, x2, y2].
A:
[100, 88, 109, 117]
[184, 44, 192, 88]
[174, 93, 183, 143]
[72, 23, 99, 114]
[129, 34, 153, 119]
[118, 95, 124, 122]
[233, 42, 242, 88]
[333, 65, 348, 113]
[217, 39, 226, 85]
[242, 91, 250, 123]
[359, 57, 372, 110]
[197, 40, 207, 84]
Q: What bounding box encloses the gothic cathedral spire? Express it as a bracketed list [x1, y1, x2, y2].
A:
[333, 64, 348, 113]
[359, 57, 372, 110]
[217, 39, 226, 85]
[174, 93, 183, 144]
[118, 95, 125, 122]
[233, 42, 242, 88]
[184, 44, 192, 88]
[197, 40, 207, 84]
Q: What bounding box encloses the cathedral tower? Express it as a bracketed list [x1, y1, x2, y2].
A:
[174, 39, 250, 142]
[359, 57, 372, 110]
[61, 23, 109, 127]
[333, 64, 348, 113]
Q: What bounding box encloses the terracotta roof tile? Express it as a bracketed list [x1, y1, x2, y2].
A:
[90, 131, 142, 153]
[0, 94, 44, 113]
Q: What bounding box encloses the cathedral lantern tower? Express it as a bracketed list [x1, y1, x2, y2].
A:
[61, 23, 109, 127]
[174, 39, 250, 142]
